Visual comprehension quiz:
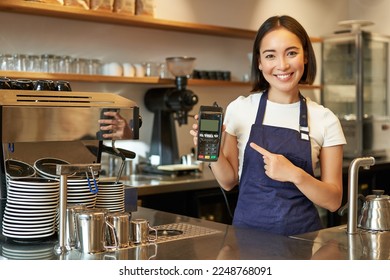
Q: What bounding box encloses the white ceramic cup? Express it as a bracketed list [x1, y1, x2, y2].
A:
[103, 62, 123, 76]
[122, 63, 135, 77]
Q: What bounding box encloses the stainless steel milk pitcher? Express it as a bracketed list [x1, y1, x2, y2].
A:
[106, 212, 131, 248]
[62, 204, 87, 250]
[76, 209, 118, 254]
[130, 218, 157, 244]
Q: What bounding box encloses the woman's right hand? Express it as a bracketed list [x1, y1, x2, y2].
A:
[189, 114, 199, 146]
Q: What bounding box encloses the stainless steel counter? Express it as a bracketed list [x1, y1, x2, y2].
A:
[1, 207, 389, 260]
[131, 168, 218, 196]
[109, 157, 390, 197]
[102, 167, 218, 196]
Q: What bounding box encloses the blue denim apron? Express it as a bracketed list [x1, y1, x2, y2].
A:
[233, 91, 323, 236]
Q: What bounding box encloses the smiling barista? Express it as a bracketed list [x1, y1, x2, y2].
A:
[190, 15, 346, 236]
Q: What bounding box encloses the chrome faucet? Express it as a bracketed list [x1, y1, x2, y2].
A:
[347, 157, 375, 234]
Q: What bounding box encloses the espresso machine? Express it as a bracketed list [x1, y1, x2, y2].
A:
[321, 20, 390, 158]
[0, 88, 140, 244]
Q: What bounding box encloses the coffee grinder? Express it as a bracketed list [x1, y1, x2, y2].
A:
[144, 57, 198, 166]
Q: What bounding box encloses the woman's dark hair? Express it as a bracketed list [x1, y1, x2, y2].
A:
[250, 15, 316, 92]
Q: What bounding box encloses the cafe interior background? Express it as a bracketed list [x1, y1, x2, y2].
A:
[2, 0, 388, 163]
[2, 0, 390, 261]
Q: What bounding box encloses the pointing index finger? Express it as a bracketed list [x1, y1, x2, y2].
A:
[249, 142, 272, 157]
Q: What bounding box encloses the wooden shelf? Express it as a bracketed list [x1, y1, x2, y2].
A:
[0, 1, 322, 42]
[0, 70, 251, 87]
[0, 0, 256, 39]
[0, 71, 322, 89]
[0, 1, 322, 89]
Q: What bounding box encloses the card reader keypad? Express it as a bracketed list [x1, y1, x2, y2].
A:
[197, 132, 220, 160]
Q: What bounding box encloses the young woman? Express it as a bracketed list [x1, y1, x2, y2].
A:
[190, 15, 346, 236]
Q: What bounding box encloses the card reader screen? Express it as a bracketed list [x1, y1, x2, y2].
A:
[200, 119, 219, 132]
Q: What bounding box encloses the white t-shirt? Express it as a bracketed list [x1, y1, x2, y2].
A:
[224, 92, 347, 177]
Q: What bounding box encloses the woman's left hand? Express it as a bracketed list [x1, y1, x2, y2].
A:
[98, 111, 132, 140]
[250, 142, 298, 183]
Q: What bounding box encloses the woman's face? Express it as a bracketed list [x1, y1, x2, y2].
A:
[258, 27, 307, 98]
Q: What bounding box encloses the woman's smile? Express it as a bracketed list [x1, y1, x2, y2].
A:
[274, 73, 293, 80]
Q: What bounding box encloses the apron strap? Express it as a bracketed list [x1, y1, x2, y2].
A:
[299, 94, 310, 141]
[254, 91, 268, 125]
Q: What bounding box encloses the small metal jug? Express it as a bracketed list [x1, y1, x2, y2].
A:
[61, 204, 87, 250]
[76, 209, 118, 254]
[106, 212, 131, 248]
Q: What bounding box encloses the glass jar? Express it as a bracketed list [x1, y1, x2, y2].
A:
[40, 54, 55, 73]
[13, 54, 27, 72]
[0, 54, 14, 71]
[57, 55, 72, 73]
[71, 58, 87, 74]
[86, 59, 102, 75]
[26, 55, 41, 72]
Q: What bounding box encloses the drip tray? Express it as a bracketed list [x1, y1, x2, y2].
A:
[150, 223, 221, 244]
[154, 229, 183, 237]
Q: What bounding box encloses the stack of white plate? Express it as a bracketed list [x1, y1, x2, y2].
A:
[95, 182, 125, 212]
[2, 177, 59, 240]
[1, 242, 55, 260]
[34, 157, 98, 207]
[66, 177, 98, 208]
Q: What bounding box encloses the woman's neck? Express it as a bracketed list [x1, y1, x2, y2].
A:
[267, 88, 300, 104]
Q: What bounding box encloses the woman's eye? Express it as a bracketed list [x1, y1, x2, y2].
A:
[287, 51, 298, 57]
[264, 54, 275, 59]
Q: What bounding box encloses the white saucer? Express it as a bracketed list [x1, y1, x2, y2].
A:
[4, 212, 56, 221]
[8, 177, 59, 186]
[96, 190, 124, 196]
[7, 186, 59, 194]
[6, 197, 59, 206]
[3, 220, 55, 230]
[5, 204, 58, 211]
[7, 191, 59, 200]
[2, 228, 55, 239]
[4, 215, 55, 224]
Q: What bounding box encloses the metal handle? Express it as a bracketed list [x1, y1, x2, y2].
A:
[86, 166, 99, 194]
[148, 225, 158, 243]
[104, 219, 119, 250]
[54, 163, 101, 255]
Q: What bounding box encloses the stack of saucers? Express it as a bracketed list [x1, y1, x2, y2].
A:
[2, 177, 59, 240]
[95, 181, 125, 212]
[1, 242, 55, 260]
[34, 157, 98, 207]
[66, 176, 98, 208]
